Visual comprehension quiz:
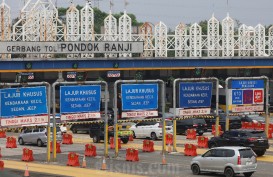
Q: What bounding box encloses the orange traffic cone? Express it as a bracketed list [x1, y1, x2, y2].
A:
[82, 155, 87, 168]
[161, 153, 167, 165]
[24, 164, 29, 177]
[168, 144, 172, 153]
[101, 156, 107, 170]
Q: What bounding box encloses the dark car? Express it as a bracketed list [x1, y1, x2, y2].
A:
[89, 118, 132, 144]
[241, 114, 265, 123]
[208, 129, 269, 156]
[176, 118, 207, 136]
[206, 113, 242, 131]
[70, 108, 114, 134]
[70, 123, 90, 134]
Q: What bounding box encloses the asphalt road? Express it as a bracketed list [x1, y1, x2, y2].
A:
[1, 132, 273, 177]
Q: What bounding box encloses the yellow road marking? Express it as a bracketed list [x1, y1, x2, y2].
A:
[4, 160, 145, 177]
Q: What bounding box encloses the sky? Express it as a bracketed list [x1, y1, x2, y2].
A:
[5, 0, 273, 30]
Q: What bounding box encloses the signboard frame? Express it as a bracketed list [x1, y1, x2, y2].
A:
[114, 80, 165, 157]
[173, 77, 219, 152]
[52, 81, 108, 161]
[225, 76, 269, 135]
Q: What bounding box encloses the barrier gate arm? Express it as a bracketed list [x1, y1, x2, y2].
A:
[173, 77, 219, 151]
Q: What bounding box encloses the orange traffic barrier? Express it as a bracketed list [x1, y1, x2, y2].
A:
[67, 152, 80, 167]
[125, 148, 139, 162]
[101, 156, 107, 170]
[50, 142, 62, 153]
[0, 160, 4, 170]
[268, 128, 273, 139]
[165, 133, 173, 145]
[254, 122, 265, 130]
[167, 143, 172, 153]
[212, 125, 223, 136]
[184, 144, 197, 156]
[129, 134, 134, 141]
[0, 129, 6, 138]
[6, 136, 17, 148]
[82, 155, 87, 168]
[197, 136, 208, 148]
[246, 122, 255, 129]
[84, 144, 97, 157]
[241, 122, 248, 129]
[24, 163, 29, 177]
[21, 148, 34, 162]
[62, 133, 73, 144]
[186, 129, 196, 139]
[142, 140, 154, 152]
[110, 137, 121, 149]
[161, 153, 167, 165]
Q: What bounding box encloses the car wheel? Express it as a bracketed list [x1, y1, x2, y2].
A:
[37, 139, 43, 147]
[198, 133, 203, 136]
[151, 132, 157, 141]
[132, 131, 136, 138]
[121, 138, 129, 144]
[208, 142, 217, 148]
[18, 138, 24, 145]
[224, 167, 234, 177]
[93, 135, 100, 143]
[191, 164, 200, 175]
[255, 150, 266, 156]
[244, 172, 254, 177]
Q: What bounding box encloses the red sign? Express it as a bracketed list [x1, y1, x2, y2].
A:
[243, 90, 253, 104]
[254, 89, 264, 104]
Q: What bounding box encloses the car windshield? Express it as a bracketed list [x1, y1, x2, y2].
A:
[159, 121, 173, 126]
[249, 131, 267, 138]
[50, 127, 61, 132]
[239, 149, 255, 158]
[193, 119, 206, 124]
[247, 115, 265, 121]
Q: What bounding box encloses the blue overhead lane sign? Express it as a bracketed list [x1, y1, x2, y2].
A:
[121, 84, 158, 111]
[60, 85, 101, 114]
[179, 82, 213, 108]
[0, 86, 48, 117]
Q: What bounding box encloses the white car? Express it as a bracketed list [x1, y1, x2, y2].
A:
[129, 121, 173, 140]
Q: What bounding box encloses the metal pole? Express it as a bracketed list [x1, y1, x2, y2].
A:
[113, 80, 119, 157]
[215, 79, 220, 136]
[265, 77, 270, 138]
[52, 82, 57, 161]
[225, 78, 230, 131]
[173, 79, 177, 152]
[103, 81, 109, 157]
[160, 80, 166, 154]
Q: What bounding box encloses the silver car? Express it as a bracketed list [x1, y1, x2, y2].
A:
[191, 146, 257, 177]
[18, 127, 62, 147]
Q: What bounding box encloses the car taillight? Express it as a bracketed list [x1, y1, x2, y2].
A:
[158, 125, 162, 128]
[193, 124, 198, 127]
[248, 137, 257, 142]
[237, 155, 241, 165]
